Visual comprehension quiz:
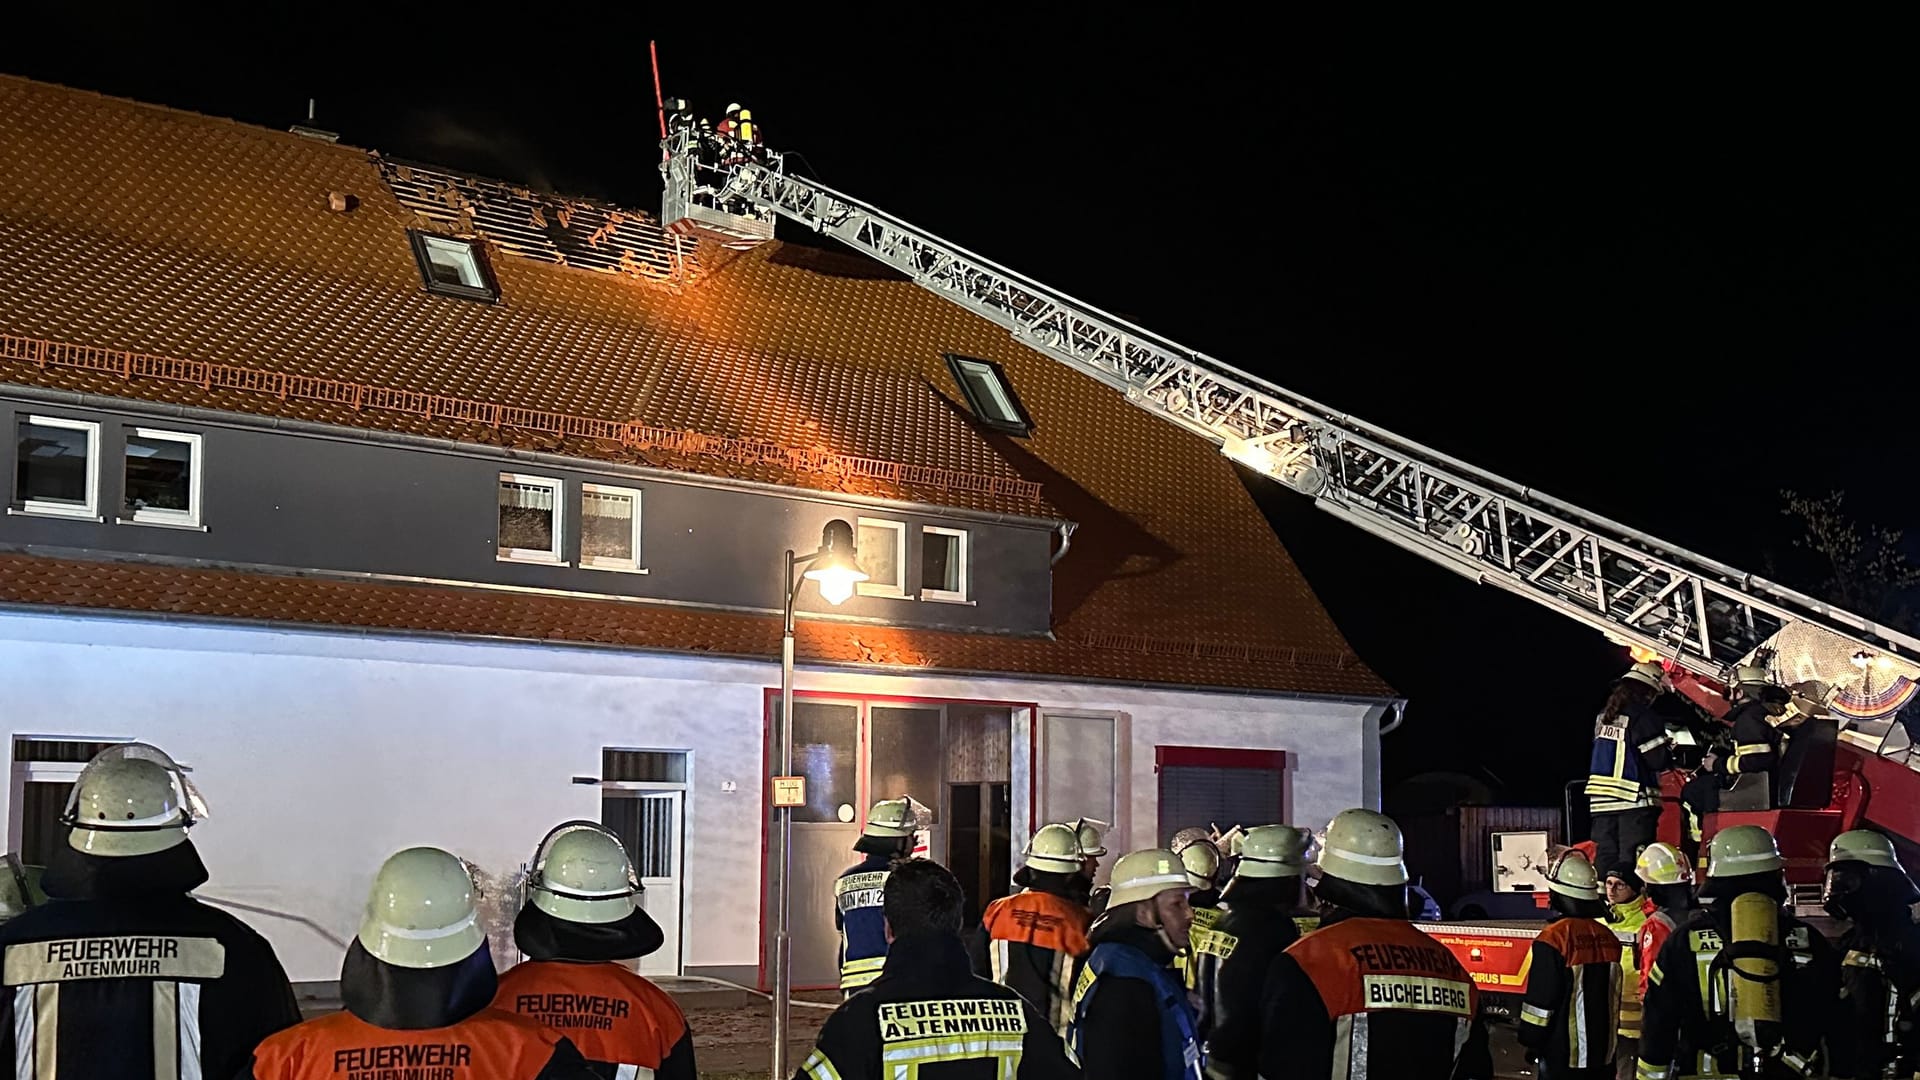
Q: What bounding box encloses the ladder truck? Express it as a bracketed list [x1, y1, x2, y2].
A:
[661, 122, 1920, 1002]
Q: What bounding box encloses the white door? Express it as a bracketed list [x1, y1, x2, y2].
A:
[605, 788, 684, 976]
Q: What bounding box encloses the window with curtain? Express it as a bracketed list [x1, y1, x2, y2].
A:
[581, 484, 642, 570]
[498, 474, 562, 562]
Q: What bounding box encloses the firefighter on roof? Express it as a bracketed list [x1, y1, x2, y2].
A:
[1588, 661, 1675, 875]
[0, 743, 301, 1079]
[794, 859, 1078, 1080]
[969, 823, 1091, 1038]
[1068, 848, 1204, 1079]
[493, 821, 696, 1079]
[1518, 849, 1624, 1079]
[1823, 829, 1920, 1078]
[1267, 808, 1492, 1079]
[1635, 824, 1851, 1080]
[836, 797, 918, 996]
[1195, 824, 1313, 1080]
[249, 846, 594, 1080]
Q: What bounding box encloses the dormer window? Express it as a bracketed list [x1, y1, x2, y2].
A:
[945, 354, 1032, 436]
[410, 232, 498, 302]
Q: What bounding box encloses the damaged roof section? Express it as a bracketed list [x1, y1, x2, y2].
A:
[382, 158, 698, 285]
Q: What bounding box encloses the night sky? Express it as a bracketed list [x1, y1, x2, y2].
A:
[7, 13, 1913, 806]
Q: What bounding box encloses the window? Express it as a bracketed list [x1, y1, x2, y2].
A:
[122, 428, 203, 528]
[921, 526, 969, 602]
[410, 232, 498, 302]
[945, 354, 1032, 436]
[869, 706, 943, 824]
[12, 415, 99, 519]
[580, 484, 643, 572]
[855, 517, 907, 597]
[1155, 747, 1288, 848]
[785, 701, 859, 824]
[497, 473, 563, 563]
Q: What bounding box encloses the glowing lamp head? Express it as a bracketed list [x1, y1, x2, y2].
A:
[1628, 644, 1660, 664]
[803, 519, 868, 606]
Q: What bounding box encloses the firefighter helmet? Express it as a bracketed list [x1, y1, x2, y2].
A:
[1174, 837, 1222, 891]
[1733, 663, 1770, 687]
[1547, 848, 1603, 901]
[1828, 829, 1903, 871]
[527, 822, 641, 925]
[1315, 808, 1409, 887]
[1073, 818, 1109, 858]
[1022, 824, 1085, 874]
[1636, 842, 1694, 887]
[62, 743, 208, 857]
[863, 798, 918, 838]
[0, 855, 34, 923]
[1106, 849, 1192, 908]
[1706, 824, 1784, 878]
[358, 847, 488, 969]
[1620, 662, 1664, 690]
[1234, 825, 1311, 879]
[725, 102, 742, 114]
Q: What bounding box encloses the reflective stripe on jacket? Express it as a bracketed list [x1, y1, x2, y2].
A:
[835, 856, 892, 993]
[494, 959, 696, 1079]
[1275, 916, 1481, 1079]
[1517, 916, 1622, 1070]
[979, 889, 1089, 1038]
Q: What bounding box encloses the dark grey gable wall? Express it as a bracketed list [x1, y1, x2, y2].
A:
[0, 397, 1056, 635]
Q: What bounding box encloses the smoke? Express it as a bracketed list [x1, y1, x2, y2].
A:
[396, 109, 560, 194]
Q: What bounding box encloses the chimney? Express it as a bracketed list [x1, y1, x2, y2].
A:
[290, 98, 340, 143]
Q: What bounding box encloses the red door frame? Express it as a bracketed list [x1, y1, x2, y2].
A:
[1153, 745, 1292, 842]
[755, 688, 1040, 989]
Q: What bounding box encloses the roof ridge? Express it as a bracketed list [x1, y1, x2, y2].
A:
[0, 73, 370, 157]
[0, 331, 1046, 506]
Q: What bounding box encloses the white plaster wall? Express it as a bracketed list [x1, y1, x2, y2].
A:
[0, 610, 1388, 983]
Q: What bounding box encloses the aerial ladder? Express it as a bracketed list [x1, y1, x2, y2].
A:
[660, 124, 1920, 846]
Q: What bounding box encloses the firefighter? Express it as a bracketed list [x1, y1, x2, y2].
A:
[794, 858, 1078, 1079]
[1635, 824, 1851, 1080]
[1071, 817, 1110, 913]
[493, 821, 696, 1078]
[1171, 828, 1226, 1007]
[1268, 808, 1493, 1079]
[1606, 863, 1653, 1080]
[1519, 850, 1624, 1079]
[248, 846, 593, 1079]
[1588, 661, 1674, 875]
[836, 797, 918, 995]
[969, 823, 1091, 1038]
[0, 743, 301, 1078]
[1632, 843, 1697, 1011]
[1823, 829, 1920, 1078]
[1196, 824, 1312, 1080]
[1068, 848, 1203, 1080]
[1716, 664, 1795, 809]
[0, 853, 40, 925]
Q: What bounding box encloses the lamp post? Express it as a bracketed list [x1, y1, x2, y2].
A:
[771, 519, 866, 1079]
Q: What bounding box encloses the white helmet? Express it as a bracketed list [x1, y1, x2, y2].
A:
[1547, 849, 1602, 901]
[1314, 808, 1409, 887]
[1636, 842, 1694, 887]
[1171, 831, 1222, 890]
[1235, 825, 1312, 879]
[725, 102, 742, 114]
[1073, 818, 1109, 858]
[528, 822, 641, 925]
[62, 743, 208, 857]
[358, 847, 488, 969]
[1023, 824, 1086, 874]
[863, 798, 918, 838]
[1107, 849, 1192, 908]
[1733, 663, 1771, 688]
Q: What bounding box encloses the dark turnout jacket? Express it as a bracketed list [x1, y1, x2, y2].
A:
[1517, 914, 1622, 1078]
[1196, 880, 1303, 1079]
[0, 841, 301, 1080]
[794, 931, 1078, 1080]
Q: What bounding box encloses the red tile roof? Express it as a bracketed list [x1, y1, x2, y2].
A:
[0, 75, 1393, 699]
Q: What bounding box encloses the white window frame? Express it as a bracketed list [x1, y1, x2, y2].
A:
[122, 428, 205, 529]
[11, 415, 101, 520]
[855, 516, 907, 598]
[579, 483, 645, 573]
[920, 525, 970, 603]
[497, 472, 565, 565]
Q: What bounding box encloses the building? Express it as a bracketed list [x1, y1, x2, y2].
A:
[0, 75, 1398, 989]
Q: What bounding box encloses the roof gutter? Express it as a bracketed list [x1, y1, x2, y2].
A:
[0, 383, 1072, 533]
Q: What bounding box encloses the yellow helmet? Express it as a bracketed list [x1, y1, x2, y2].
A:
[1176, 840, 1222, 890]
[1620, 662, 1664, 690]
[1828, 829, 1902, 871]
[1706, 824, 1784, 878]
[1635, 842, 1694, 887]
[1315, 809, 1409, 887]
[1022, 824, 1086, 875]
[1107, 849, 1191, 907]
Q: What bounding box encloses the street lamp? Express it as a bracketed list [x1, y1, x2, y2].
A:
[770, 519, 866, 1078]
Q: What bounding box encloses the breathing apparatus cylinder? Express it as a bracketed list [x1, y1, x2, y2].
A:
[1725, 891, 1782, 1071]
